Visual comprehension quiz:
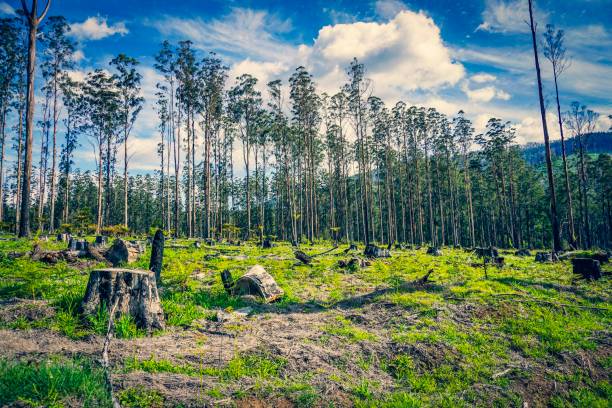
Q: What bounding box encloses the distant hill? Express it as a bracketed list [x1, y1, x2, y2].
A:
[521, 132, 612, 165]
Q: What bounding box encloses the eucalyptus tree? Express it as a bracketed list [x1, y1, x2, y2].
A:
[155, 83, 169, 229]
[19, 0, 51, 237]
[528, 0, 561, 252]
[0, 17, 22, 222]
[40, 15, 74, 231]
[59, 76, 80, 224]
[453, 111, 476, 247]
[329, 91, 350, 242]
[543, 24, 576, 248]
[175, 40, 199, 237]
[228, 74, 261, 239]
[199, 52, 227, 238]
[344, 59, 372, 244]
[82, 69, 119, 233]
[289, 66, 321, 242]
[564, 102, 599, 248]
[154, 40, 178, 234]
[109, 53, 144, 229]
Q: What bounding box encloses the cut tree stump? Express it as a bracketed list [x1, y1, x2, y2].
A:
[105, 239, 143, 266]
[221, 265, 284, 302]
[295, 250, 313, 265]
[571, 258, 602, 280]
[426, 246, 442, 256]
[81, 268, 165, 331]
[535, 252, 558, 263]
[364, 244, 390, 258]
[149, 229, 164, 284]
[515, 248, 531, 257]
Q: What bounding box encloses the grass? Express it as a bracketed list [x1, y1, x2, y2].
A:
[0, 356, 110, 407]
[0, 236, 610, 407]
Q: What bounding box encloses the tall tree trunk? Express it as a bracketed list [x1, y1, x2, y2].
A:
[49, 73, 59, 232]
[528, 0, 562, 252]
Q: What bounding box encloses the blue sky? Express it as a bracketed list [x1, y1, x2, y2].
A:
[1, 0, 611, 173]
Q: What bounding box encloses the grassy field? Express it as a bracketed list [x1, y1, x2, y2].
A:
[0, 236, 610, 407]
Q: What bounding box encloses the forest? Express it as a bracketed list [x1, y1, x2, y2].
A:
[0, 0, 610, 407]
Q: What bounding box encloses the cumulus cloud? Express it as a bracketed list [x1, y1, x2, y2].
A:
[70, 16, 128, 41]
[476, 0, 546, 33]
[471, 73, 497, 83]
[463, 84, 511, 102]
[0, 1, 15, 15]
[375, 0, 407, 19]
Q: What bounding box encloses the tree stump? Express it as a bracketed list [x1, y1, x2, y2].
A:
[364, 244, 390, 258]
[95, 235, 108, 247]
[81, 268, 165, 331]
[262, 238, 273, 248]
[149, 229, 164, 284]
[105, 239, 143, 266]
[475, 246, 498, 258]
[56, 233, 71, 242]
[295, 250, 312, 265]
[535, 252, 558, 262]
[221, 265, 283, 302]
[426, 246, 442, 256]
[515, 248, 531, 257]
[571, 258, 602, 280]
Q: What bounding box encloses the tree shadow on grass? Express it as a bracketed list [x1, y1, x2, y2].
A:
[489, 276, 608, 304]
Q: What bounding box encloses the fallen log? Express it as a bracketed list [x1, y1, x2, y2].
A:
[221, 265, 283, 303]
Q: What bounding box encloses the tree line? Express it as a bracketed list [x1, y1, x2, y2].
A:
[0, 1, 609, 249]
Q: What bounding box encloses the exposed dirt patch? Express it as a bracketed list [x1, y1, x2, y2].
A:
[0, 298, 55, 324]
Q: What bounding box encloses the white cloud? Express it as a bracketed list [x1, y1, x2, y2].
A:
[471, 73, 497, 83]
[152, 8, 294, 63]
[0, 1, 15, 15]
[462, 83, 511, 102]
[71, 50, 86, 62]
[70, 16, 129, 41]
[375, 0, 407, 19]
[476, 0, 546, 33]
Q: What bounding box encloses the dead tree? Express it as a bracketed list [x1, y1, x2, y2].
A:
[149, 229, 164, 284]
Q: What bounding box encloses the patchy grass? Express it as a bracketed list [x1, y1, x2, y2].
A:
[0, 237, 610, 407]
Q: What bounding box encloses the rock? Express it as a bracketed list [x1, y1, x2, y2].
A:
[149, 229, 164, 284]
[105, 239, 143, 266]
[571, 258, 602, 280]
[364, 244, 390, 258]
[216, 307, 253, 322]
[295, 250, 313, 265]
[221, 265, 284, 303]
[515, 248, 531, 256]
[426, 246, 442, 256]
[81, 268, 164, 331]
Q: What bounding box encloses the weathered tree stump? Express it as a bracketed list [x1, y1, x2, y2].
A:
[81, 268, 165, 331]
[262, 238, 273, 249]
[295, 250, 313, 265]
[149, 229, 164, 284]
[68, 238, 89, 251]
[515, 248, 531, 257]
[94, 235, 108, 247]
[475, 246, 498, 258]
[338, 257, 370, 269]
[221, 265, 283, 302]
[205, 238, 215, 246]
[571, 258, 602, 280]
[105, 239, 143, 266]
[56, 233, 71, 242]
[193, 241, 201, 248]
[535, 252, 558, 263]
[364, 244, 390, 258]
[426, 246, 442, 256]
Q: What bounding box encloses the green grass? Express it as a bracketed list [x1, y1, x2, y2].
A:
[0, 357, 111, 407]
[0, 237, 610, 407]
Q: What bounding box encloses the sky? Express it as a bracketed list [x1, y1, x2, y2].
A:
[1, 0, 611, 174]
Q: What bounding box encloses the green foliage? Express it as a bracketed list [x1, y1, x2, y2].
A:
[119, 386, 165, 408]
[115, 314, 145, 339]
[0, 357, 110, 407]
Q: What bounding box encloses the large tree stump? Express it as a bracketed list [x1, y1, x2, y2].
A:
[81, 268, 165, 331]
[222, 265, 283, 303]
[571, 258, 602, 280]
[364, 244, 390, 258]
[105, 239, 143, 266]
[149, 229, 164, 284]
[426, 246, 442, 256]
